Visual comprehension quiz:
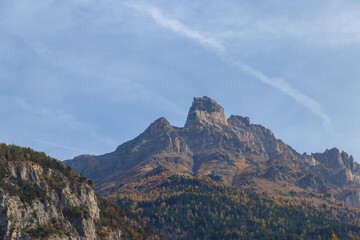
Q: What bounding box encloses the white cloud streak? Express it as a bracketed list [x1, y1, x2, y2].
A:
[0, 95, 82, 129]
[139, 6, 225, 53]
[1, 94, 117, 148]
[228, 59, 331, 127]
[126, 3, 331, 128]
[33, 139, 98, 155]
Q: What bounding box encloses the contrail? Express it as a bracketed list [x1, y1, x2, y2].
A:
[126, 3, 331, 128]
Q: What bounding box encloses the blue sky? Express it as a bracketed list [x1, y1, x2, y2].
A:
[1, 0, 360, 161]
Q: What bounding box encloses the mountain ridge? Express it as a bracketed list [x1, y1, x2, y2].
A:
[65, 96, 360, 207]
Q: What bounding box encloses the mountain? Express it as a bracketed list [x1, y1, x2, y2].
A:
[114, 168, 360, 239]
[65, 96, 360, 208]
[0, 143, 161, 240]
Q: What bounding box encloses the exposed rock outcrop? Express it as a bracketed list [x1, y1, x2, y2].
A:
[0, 144, 160, 240]
[65, 96, 360, 207]
[0, 161, 101, 240]
[185, 97, 228, 128]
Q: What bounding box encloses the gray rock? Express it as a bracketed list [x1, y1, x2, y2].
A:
[65, 96, 360, 207]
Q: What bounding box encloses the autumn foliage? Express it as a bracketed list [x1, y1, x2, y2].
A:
[113, 168, 360, 240]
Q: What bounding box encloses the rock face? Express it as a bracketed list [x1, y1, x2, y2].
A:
[0, 161, 100, 240]
[185, 96, 228, 128]
[65, 96, 360, 207]
[0, 144, 160, 240]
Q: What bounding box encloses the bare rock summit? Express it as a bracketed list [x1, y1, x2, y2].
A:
[185, 97, 228, 128]
[65, 97, 360, 208]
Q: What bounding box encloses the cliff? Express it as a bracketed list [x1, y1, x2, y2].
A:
[0, 143, 160, 240]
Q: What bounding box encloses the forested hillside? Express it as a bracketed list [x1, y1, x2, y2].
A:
[114, 168, 360, 240]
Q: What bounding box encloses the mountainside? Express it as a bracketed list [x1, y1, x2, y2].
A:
[0, 143, 161, 240]
[113, 167, 360, 239]
[65, 96, 360, 208]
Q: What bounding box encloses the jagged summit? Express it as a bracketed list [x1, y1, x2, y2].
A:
[312, 147, 356, 170]
[228, 115, 251, 127]
[143, 117, 173, 136]
[189, 96, 223, 113]
[66, 96, 360, 208]
[185, 96, 228, 128]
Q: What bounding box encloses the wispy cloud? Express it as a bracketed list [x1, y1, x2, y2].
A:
[130, 5, 226, 53]
[227, 59, 331, 127]
[126, 3, 331, 128]
[0, 95, 82, 130]
[37, 108, 82, 129]
[31, 41, 186, 117]
[0, 94, 117, 147]
[96, 75, 187, 117]
[33, 139, 98, 155]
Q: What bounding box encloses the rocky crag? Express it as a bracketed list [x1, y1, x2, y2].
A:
[65, 97, 360, 207]
[0, 143, 161, 240]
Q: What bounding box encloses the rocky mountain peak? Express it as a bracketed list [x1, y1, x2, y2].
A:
[185, 96, 228, 128]
[228, 115, 251, 127]
[325, 147, 343, 167]
[312, 147, 348, 169]
[341, 151, 356, 170]
[144, 117, 172, 135]
[66, 96, 360, 208]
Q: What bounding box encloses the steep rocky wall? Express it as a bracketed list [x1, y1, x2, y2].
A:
[0, 160, 104, 239]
